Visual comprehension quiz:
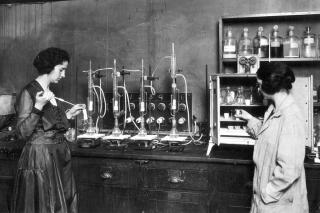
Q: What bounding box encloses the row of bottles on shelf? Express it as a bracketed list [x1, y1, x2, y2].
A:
[220, 86, 263, 105]
[223, 25, 318, 59]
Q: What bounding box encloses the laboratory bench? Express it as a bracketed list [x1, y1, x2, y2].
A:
[0, 140, 320, 213]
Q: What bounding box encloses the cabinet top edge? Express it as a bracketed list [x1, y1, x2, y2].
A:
[221, 11, 320, 22]
[211, 74, 257, 78]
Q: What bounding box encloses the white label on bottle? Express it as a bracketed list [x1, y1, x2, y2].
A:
[290, 43, 299, 48]
[224, 45, 236, 52]
[260, 40, 268, 46]
[304, 37, 314, 44]
[271, 41, 280, 47]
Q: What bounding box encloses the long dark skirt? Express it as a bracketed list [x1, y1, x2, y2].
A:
[11, 140, 77, 213]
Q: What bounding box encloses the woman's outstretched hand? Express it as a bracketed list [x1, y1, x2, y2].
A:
[66, 104, 86, 119]
[234, 109, 253, 121]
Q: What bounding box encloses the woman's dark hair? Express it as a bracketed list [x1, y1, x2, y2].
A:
[256, 62, 295, 95]
[33, 47, 70, 75]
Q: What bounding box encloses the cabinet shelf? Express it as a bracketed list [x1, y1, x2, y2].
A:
[223, 58, 320, 63]
[220, 104, 264, 107]
[220, 118, 246, 123]
[215, 73, 257, 78]
[221, 11, 320, 22]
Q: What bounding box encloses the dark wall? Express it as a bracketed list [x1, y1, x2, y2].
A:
[1, 0, 320, 121]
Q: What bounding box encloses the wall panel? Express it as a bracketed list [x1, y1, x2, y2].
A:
[1, 0, 320, 121]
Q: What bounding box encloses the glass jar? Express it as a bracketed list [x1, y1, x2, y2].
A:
[302, 26, 316, 58]
[270, 25, 283, 58]
[238, 27, 253, 56]
[235, 86, 245, 105]
[223, 27, 237, 58]
[253, 26, 269, 58]
[283, 26, 300, 58]
[225, 86, 234, 105]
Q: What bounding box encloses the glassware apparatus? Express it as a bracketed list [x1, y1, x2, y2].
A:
[238, 27, 253, 55]
[283, 26, 300, 58]
[223, 27, 237, 58]
[270, 25, 283, 58]
[302, 26, 316, 58]
[253, 26, 269, 58]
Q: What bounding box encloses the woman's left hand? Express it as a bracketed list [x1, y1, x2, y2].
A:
[66, 104, 86, 119]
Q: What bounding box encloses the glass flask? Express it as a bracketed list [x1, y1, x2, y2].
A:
[283, 26, 300, 58]
[235, 86, 245, 105]
[223, 27, 237, 58]
[302, 26, 316, 58]
[253, 26, 269, 58]
[238, 27, 253, 55]
[220, 88, 226, 104]
[270, 25, 283, 58]
[225, 86, 234, 105]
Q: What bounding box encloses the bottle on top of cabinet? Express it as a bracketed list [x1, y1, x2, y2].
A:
[223, 27, 237, 59]
[238, 27, 253, 55]
[283, 26, 300, 58]
[253, 26, 269, 58]
[302, 26, 316, 58]
[270, 25, 283, 58]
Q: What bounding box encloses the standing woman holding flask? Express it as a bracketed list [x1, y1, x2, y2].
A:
[236, 62, 308, 213]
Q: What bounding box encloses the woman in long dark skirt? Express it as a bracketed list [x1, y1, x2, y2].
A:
[11, 47, 84, 213]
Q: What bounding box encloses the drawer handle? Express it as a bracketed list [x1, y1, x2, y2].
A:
[134, 160, 149, 166]
[100, 171, 113, 180]
[168, 176, 184, 184]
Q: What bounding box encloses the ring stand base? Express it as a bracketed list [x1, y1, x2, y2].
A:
[160, 136, 188, 152]
[77, 138, 101, 148]
[130, 134, 157, 141]
[101, 134, 131, 150]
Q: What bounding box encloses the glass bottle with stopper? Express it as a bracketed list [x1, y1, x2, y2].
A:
[253, 26, 269, 58]
[302, 26, 316, 58]
[283, 26, 300, 58]
[238, 27, 253, 56]
[270, 25, 283, 58]
[223, 27, 237, 58]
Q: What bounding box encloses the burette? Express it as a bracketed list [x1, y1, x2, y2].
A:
[169, 43, 178, 137]
[111, 59, 122, 136]
[86, 61, 96, 134]
[82, 61, 110, 134]
[138, 59, 147, 136]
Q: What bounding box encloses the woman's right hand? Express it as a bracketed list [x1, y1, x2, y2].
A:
[35, 91, 54, 110]
[234, 109, 253, 121]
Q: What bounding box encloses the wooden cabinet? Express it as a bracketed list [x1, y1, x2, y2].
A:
[73, 155, 210, 213]
[306, 166, 320, 213]
[0, 153, 19, 213]
[209, 74, 266, 146]
[213, 12, 317, 149]
[1, 144, 320, 213]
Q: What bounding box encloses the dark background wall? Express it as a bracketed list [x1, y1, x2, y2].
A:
[1, 0, 320, 122]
